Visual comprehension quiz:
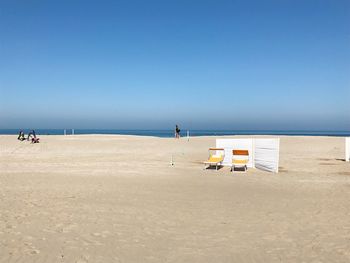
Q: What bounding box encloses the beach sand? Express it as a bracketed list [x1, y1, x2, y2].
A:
[1, 135, 350, 262]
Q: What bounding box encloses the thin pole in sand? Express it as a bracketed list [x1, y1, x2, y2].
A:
[346, 138, 350, 162]
[170, 154, 174, 166]
[187, 130, 190, 141]
[72, 129, 74, 135]
[64, 129, 66, 136]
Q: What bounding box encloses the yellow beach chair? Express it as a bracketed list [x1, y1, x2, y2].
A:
[231, 150, 249, 172]
[204, 148, 225, 170]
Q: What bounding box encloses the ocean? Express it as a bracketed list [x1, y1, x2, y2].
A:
[0, 129, 349, 137]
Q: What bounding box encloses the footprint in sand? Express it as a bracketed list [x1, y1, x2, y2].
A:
[6, 224, 16, 229]
[30, 249, 40, 255]
[24, 242, 40, 255]
[62, 224, 78, 233]
[91, 231, 110, 238]
[101, 230, 111, 238]
[76, 254, 90, 263]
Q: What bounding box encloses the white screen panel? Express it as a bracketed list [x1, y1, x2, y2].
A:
[254, 138, 280, 173]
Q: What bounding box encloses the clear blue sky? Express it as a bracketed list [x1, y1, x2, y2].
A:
[1, 0, 349, 130]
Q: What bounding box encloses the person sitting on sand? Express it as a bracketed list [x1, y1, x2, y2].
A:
[31, 137, 40, 143]
[27, 130, 40, 143]
[17, 130, 25, 141]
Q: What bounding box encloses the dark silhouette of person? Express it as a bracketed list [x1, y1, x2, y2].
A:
[27, 130, 37, 141]
[175, 125, 181, 139]
[17, 130, 25, 141]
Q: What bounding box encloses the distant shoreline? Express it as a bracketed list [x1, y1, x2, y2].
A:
[1, 129, 349, 137]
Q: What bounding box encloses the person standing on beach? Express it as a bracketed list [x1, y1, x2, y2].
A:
[175, 125, 181, 139]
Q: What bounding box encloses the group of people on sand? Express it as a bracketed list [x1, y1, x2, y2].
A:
[18, 130, 40, 143]
[18, 127, 180, 141]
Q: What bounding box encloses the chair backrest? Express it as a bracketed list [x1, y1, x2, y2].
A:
[232, 150, 249, 161]
[232, 150, 249, 156]
[209, 148, 225, 157]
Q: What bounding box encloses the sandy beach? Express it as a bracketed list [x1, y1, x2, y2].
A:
[1, 135, 350, 262]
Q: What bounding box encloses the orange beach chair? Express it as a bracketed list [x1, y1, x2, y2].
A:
[231, 150, 249, 172]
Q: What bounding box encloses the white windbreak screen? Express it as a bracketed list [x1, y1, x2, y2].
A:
[254, 138, 280, 173]
[346, 138, 350, 162]
[216, 139, 254, 167]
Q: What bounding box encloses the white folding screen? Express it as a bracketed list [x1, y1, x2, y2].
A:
[346, 138, 350, 162]
[254, 138, 280, 173]
[216, 139, 254, 168]
[216, 138, 280, 173]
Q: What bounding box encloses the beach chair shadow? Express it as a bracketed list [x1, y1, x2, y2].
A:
[231, 166, 247, 172]
[205, 165, 224, 171]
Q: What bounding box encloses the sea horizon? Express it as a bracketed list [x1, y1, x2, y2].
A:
[1, 129, 349, 137]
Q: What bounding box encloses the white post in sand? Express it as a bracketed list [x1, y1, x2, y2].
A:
[346, 138, 350, 162]
[171, 154, 174, 166]
[64, 129, 66, 136]
[72, 129, 74, 135]
[187, 130, 190, 141]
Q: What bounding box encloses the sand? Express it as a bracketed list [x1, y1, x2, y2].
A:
[1, 135, 350, 262]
